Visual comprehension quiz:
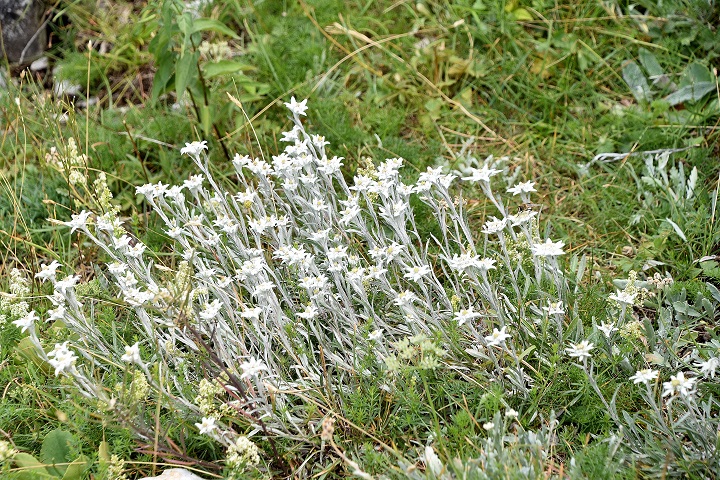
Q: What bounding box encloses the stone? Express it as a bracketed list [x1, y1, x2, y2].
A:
[0, 0, 47, 64]
[139, 468, 208, 480]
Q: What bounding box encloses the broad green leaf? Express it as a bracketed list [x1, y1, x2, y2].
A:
[622, 61, 651, 102]
[200, 105, 212, 136]
[664, 81, 715, 106]
[176, 11, 193, 36]
[706, 282, 720, 303]
[13, 453, 52, 478]
[202, 59, 254, 78]
[664, 62, 717, 105]
[191, 18, 239, 38]
[61, 455, 89, 480]
[98, 441, 110, 464]
[175, 50, 200, 100]
[511, 7, 533, 21]
[638, 48, 664, 77]
[151, 54, 176, 102]
[15, 336, 51, 374]
[683, 62, 714, 84]
[40, 429, 75, 477]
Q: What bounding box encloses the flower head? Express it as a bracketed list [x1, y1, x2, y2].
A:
[47, 341, 77, 376]
[507, 181, 536, 196]
[369, 329, 384, 342]
[240, 357, 268, 379]
[297, 303, 318, 320]
[565, 340, 593, 361]
[284, 96, 308, 116]
[695, 357, 720, 379]
[195, 416, 217, 435]
[662, 371, 696, 398]
[35, 260, 62, 283]
[630, 369, 659, 385]
[454, 306, 482, 326]
[482, 217, 507, 235]
[530, 239, 565, 257]
[462, 166, 502, 183]
[12, 310, 37, 333]
[63, 210, 92, 234]
[403, 265, 431, 282]
[180, 140, 208, 157]
[609, 290, 637, 306]
[543, 301, 565, 316]
[485, 326, 511, 347]
[121, 342, 143, 365]
[597, 322, 618, 337]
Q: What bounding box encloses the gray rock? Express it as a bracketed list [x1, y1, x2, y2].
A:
[139, 468, 208, 480]
[0, 0, 47, 64]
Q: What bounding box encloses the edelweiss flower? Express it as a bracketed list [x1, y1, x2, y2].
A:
[63, 210, 92, 234]
[240, 357, 268, 379]
[597, 322, 617, 337]
[508, 209, 537, 226]
[454, 306, 482, 326]
[35, 260, 62, 283]
[284, 96, 308, 116]
[240, 307, 263, 321]
[476, 258, 497, 271]
[195, 416, 217, 435]
[565, 340, 593, 361]
[629, 369, 658, 385]
[54, 274, 80, 295]
[446, 253, 480, 272]
[12, 311, 37, 333]
[609, 290, 637, 306]
[184, 174, 205, 192]
[530, 239, 565, 257]
[180, 140, 208, 157]
[47, 341, 77, 376]
[199, 300, 223, 321]
[543, 301, 565, 316]
[461, 166, 501, 183]
[369, 329, 384, 341]
[403, 265, 431, 282]
[394, 290, 418, 308]
[695, 357, 720, 379]
[662, 371, 695, 398]
[482, 217, 507, 235]
[297, 304, 318, 320]
[507, 181, 536, 196]
[120, 342, 143, 365]
[485, 326, 511, 347]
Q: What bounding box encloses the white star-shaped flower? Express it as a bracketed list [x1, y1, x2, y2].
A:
[485, 326, 511, 347]
[530, 239, 565, 257]
[195, 416, 217, 435]
[120, 342, 143, 365]
[565, 340, 594, 361]
[284, 96, 308, 116]
[180, 140, 208, 157]
[629, 368, 658, 385]
[35, 260, 62, 283]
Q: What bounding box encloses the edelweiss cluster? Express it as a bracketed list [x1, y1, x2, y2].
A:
[18, 98, 574, 463]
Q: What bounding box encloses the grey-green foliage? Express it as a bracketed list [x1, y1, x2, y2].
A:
[623, 48, 717, 107]
[603, 282, 720, 478]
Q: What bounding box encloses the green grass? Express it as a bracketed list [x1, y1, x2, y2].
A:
[0, 0, 719, 477]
